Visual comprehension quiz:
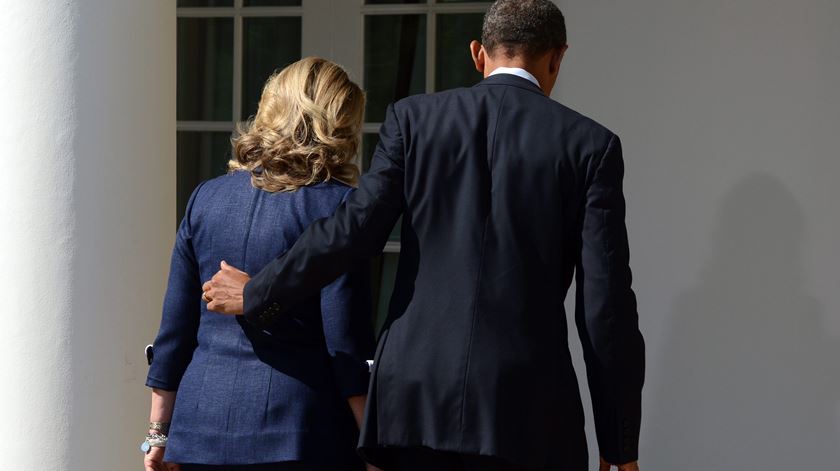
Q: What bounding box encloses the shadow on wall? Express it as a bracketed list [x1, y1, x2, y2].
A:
[645, 173, 840, 470]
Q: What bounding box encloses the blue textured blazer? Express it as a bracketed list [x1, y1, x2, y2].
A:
[146, 171, 374, 467]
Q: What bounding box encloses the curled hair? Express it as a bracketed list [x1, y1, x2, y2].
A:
[230, 57, 365, 192]
[482, 0, 567, 58]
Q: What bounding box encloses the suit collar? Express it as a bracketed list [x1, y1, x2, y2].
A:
[475, 73, 546, 95]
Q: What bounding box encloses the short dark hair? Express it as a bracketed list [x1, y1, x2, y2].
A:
[481, 0, 567, 58]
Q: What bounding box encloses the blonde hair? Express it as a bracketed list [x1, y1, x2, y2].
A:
[230, 57, 365, 192]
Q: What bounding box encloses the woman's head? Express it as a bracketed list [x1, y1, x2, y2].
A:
[230, 57, 365, 192]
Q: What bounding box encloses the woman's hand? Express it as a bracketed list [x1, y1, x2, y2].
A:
[143, 447, 180, 471]
[366, 464, 383, 471]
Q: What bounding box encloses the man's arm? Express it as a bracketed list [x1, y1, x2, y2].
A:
[242, 104, 405, 327]
[575, 134, 645, 466]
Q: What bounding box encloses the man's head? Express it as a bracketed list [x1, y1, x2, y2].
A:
[470, 0, 568, 95]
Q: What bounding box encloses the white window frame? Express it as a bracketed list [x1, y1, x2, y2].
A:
[352, 1, 491, 252]
[175, 0, 490, 252]
[354, 1, 491, 134]
[176, 0, 305, 133]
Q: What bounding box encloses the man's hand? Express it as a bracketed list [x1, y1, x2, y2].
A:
[600, 457, 639, 471]
[202, 261, 250, 315]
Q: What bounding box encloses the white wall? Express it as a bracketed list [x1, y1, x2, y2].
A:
[0, 1, 175, 469]
[70, 1, 176, 469]
[554, 1, 840, 469]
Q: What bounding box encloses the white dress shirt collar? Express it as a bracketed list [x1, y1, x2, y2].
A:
[488, 67, 540, 88]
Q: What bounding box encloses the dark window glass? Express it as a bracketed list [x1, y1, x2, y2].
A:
[177, 0, 234, 6]
[364, 15, 426, 123]
[242, 17, 302, 119]
[436, 13, 485, 91]
[362, 133, 402, 242]
[244, 0, 302, 6]
[370, 253, 400, 334]
[176, 131, 232, 223]
[177, 18, 234, 121]
[361, 133, 379, 172]
[365, 133, 401, 330]
[389, 216, 403, 243]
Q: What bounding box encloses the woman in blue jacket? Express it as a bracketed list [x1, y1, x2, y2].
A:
[143, 57, 375, 471]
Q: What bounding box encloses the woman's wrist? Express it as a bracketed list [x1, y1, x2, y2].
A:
[140, 430, 169, 454]
[148, 421, 171, 434]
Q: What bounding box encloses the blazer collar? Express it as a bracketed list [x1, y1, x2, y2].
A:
[475, 73, 546, 95]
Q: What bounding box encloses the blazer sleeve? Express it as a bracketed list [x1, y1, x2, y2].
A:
[146, 184, 204, 391]
[243, 104, 405, 327]
[574, 134, 646, 465]
[320, 259, 376, 398]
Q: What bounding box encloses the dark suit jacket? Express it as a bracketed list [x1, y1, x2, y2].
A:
[147, 172, 373, 467]
[244, 73, 645, 470]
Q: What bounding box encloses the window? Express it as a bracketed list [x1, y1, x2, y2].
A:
[176, 0, 490, 330]
[360, 1, 490, 330]
[176, 0, 303, 222]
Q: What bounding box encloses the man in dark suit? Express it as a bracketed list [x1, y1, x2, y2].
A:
[202, 1, 644, 469]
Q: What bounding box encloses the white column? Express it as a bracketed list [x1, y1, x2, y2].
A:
[0, 1, 175, 469]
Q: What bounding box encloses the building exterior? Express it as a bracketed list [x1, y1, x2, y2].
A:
[175, 0, 493, 330]
[1, 1, 493, 468]
[3, 1, 840, 470]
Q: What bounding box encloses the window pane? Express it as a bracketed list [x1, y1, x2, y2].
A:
[244, 0, 302, 6]
[364, 15, 426, 123]
[361, 133, 379, 171]
[370, 253, 400, 334]
[242, 17, 302, 120]
[436, 13, 484, 91]
[177, 0, 233, 6]
[177, 18, 234, 121]
[362, 133, 402, 242]
[177, 131, 232, 223]
[389, 216, 403, 242]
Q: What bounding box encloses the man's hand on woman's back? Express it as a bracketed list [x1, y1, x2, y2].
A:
[202, 261, 250, 315]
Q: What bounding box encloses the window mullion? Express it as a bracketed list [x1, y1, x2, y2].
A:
[176, 7, 236, 17]
[232, 0, 244, 122]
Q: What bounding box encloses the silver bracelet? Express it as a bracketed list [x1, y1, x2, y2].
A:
[140, 432, 168, 454]
[146, 433, 168, 447]
[149, 421, 171, 434]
